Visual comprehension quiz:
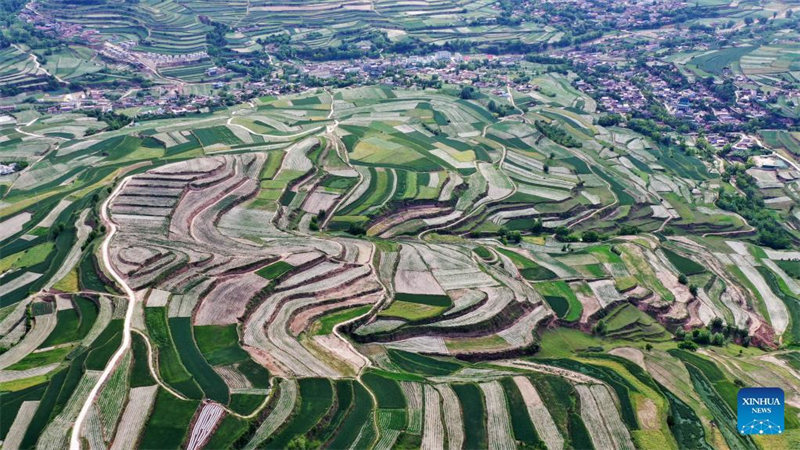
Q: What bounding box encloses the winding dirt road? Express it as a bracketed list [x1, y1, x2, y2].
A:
[70, 177, 135, 450]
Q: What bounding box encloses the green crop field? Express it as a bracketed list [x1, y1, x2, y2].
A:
[169, 317, 229, 403]
[145, 308, 203, 399]
[139, 389, 200, 449]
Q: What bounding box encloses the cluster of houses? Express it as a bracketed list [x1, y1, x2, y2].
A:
[135, 51, 209, 68]
[522, 0, 692, 29]
[562, 30, 795, 131]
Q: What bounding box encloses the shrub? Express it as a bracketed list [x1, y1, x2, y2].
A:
[678, 341, 698, 351]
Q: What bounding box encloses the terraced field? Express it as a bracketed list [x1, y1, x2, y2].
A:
[1, 85, 799, 449]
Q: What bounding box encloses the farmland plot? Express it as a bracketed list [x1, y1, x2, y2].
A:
[187, 403, 225, 450]
[0, 311, 56, 370]
[575, 384, 635, 450]
[400, 381, 424, 434]
[480, 381, 516, 450]
[730, 254, 789, 335]
[109, 385, 158, 450]
[435, 384, 464, 450]
[3, 400, 40, 450]
[244, 378, 298, 449]
[96, 351, 131, 439]
[512, 376, 563, 449]
[38, 370, 102, 450]
[422, 384, 444, 450]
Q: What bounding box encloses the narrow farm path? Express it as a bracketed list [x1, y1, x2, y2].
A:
[12, 44, 65, 83]
[134, 328, 273, 420]
[566, 150, 619, 230]
[226, 116, 323, 140]
[131, 328, 189, 401]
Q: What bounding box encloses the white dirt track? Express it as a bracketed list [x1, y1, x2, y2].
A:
[70, 177, 136, 450]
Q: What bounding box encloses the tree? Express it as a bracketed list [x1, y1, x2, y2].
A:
[689, 284, 698, 297]
[710, 317, 724, 332]
[593, 320, 607, 336]
[675, 328, 686, 341]
[597, 114, 622, 127]
[459, 85, 477, 100]
[678, 274, 688, 285]
[618, 224, 640, 236]
[347, 223, 366, 236]
[693, 328, 711, 345]
[711, 332, 725, 346]
[581, 230, 600, 243]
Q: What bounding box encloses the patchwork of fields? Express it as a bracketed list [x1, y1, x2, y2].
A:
[1, 86, 800, 449]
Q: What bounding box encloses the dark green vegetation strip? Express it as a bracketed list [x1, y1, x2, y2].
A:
[662, 248, 705, 276]
[473, 246, 493, 260]
[387, 349, 461, 376]
[194, 324, 250, 366]
[660, 383, 712, 449]
[544, 295, 569, 318]
[0, 383, 47, 440]
[139, 388, 200, 450]
[327, 381, 374, 449]
[204, 415, 249, 449]
[204, 414, 247, 449]
[776, 260, 800, 279]
[144, 308, 203, 399]
[85, 319, 123, 370]
[500, 377, 544, 447]
[39, 297, 98, 347]
[7, 346, 72, 370]
[237, 359, 271, 389]
[689, 46, 755, 75]
[78, 245, 115, 294]
[393, 292, 452, 307]
[668, 350, 738, 410]
[21, 352, 88, 448]
[314, 306, 370, 336]
[130, 332, 155, 387]
[256, 261, 294, 280]
[780, 352, 800, 371]
[169, 317, 229, 403]
[593, 166, 635, 206]
[394, 432, 422, 448]
[495, 248, 557, 281]
[362, 371, 407, 409]
[452, 383, 487, 449]
[315, 380, 354, 443]
[193, 126, 244, 147]
[266, 378, 334, 449]
[229, 393, 265, 416]
[19, 369, 69, 448]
